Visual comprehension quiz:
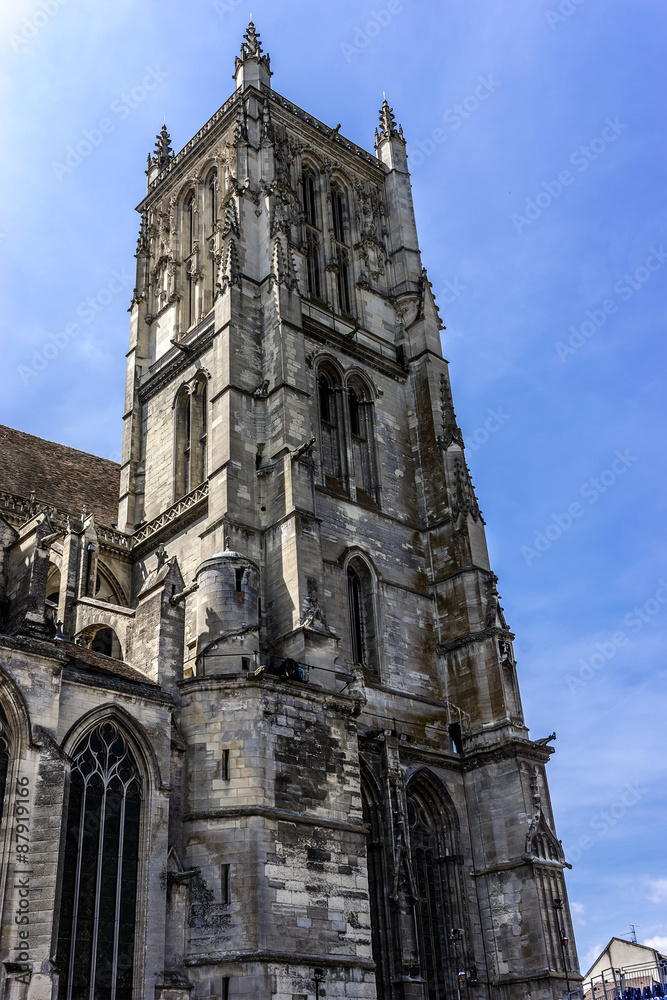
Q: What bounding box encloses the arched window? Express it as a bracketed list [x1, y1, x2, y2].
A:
[56, 721, 142, 1000]
[191, 377, 208, 487]
[347, 380, 377, 505]
[331, 185, 352, 314]
[184, 192, 196, 328]
[303, 167, 322, 299]
[317, 370, 343, 490]
[332, 186, 345, 243]
[406, 773, 471, 998]
[303, 168, 317, 226]
[347, 557, 378, 674]
[174, 386, 191, 499]
[206, 170, 217, 312]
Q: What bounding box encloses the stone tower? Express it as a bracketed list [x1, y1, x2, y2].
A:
[0, 19, 579, 1000]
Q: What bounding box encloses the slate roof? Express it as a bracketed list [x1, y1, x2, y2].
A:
[0, 425, 120, 527]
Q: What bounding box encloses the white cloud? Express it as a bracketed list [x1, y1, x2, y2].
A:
[646, 878, 667, 904]
[571, 901, 588, 926]
[582, 943, 603, 973]
[643, 936, 667, 953]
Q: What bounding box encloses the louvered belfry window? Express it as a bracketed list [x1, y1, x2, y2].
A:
[56, 722, 142, 1000]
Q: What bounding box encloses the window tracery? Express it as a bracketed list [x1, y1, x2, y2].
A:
[56, 721, 142, 1000]
[406, 774, 472, 999]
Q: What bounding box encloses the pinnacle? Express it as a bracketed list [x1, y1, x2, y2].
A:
[377, 95, 402, 141]
[241, 17, 263, 58]
[152, 124, 173, 168]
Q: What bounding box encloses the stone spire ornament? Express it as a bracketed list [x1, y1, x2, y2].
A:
[234, 16, 272, 91]
[377, 93, 402, 141]
[241, 16, 262, 57]
[153, 124, 174, 168]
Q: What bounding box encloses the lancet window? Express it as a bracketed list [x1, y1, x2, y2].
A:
[56, 721, 142, 1000]
[173, 377, 208, 499]
[331, 184, 352, 314]
[303, 166, 322, 299]
[347, 378, 377, 504]
[184, 191, 196, 329]
[347, 556, 378, 674]
[317, 369, 343, 489]
[206, 170, 217, 311]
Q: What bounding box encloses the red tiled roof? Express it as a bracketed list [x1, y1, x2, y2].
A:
[0, 425, 120, 527]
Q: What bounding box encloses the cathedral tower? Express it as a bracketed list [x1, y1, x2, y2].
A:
[0, 20, 579, 1000]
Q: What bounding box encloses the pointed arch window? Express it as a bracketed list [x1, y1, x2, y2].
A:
[191, 377, 208, 487]
[331, 185, 352, 315]
[174, 386, 191, 499]
[347, 558, 378, 673]
[317, 370, 343, 490]
[56, 721, 142, 1000]
[184, 191, 196, 328]
[206, 171, 217, 312]
[174, 380, 208, 498]
[347, 380, 377, 505]
[303, 168, 317, 226]
[303, 167, 322, 300]
[406, 774, 471, 999]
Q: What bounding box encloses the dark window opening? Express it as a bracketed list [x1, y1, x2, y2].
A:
[235, 567, 244, 593]
[221, 863, 231, 904]
[56, 722, 142, 1000]
[348, 388, 361, 436]
[337, 254, 351, 314]
[449, 722, 463, 754]
[306, 235, 321, 298]
[221, 748, 230, 780]
[348, 568, 365, 665]
[332, 188, 345, 243]
[90, 628, 114, 657]
[303, 170, 317, 226]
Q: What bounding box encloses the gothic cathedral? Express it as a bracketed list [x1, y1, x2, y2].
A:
[0, 22, 579, 1000]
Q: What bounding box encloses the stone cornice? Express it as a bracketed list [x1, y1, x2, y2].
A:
[461, 738, 554, 770]
[185, 948, 375, 971]
[184, 804, 367, 835]
[138, 323, 216, 403]
[304, 318, 407, 383]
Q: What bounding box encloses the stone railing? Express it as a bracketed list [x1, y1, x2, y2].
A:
[132, 482, 209, 546]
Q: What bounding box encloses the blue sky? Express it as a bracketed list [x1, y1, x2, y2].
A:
[1, 0, 665, 971]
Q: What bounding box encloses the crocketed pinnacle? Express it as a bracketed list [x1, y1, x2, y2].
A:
[153, 124, 174, 168]
[378, 95, 401, 140]
[241, 18, 263, 58]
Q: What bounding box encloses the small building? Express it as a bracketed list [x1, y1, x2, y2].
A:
[584, 938, 667, 999]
